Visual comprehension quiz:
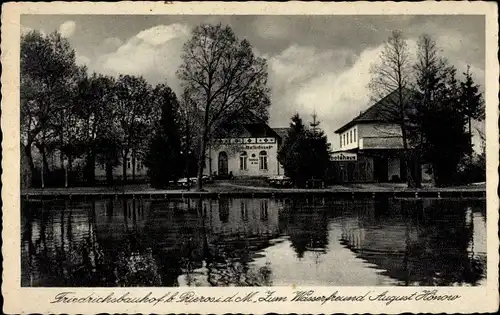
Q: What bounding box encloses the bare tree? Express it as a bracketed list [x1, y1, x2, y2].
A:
[178, 89, 203, 183]
[368, 30, 417, 187]
[177, 24, 270, 190]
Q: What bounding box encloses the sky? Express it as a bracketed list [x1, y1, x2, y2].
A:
[21, 15, 486, 150]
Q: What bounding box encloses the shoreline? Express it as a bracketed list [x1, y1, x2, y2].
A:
[21, 183, 486, 199]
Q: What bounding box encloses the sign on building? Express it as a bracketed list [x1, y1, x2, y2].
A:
[330, 152, 357, 161]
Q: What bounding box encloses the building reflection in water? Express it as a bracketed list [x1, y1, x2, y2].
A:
[21, 196, 486, 287]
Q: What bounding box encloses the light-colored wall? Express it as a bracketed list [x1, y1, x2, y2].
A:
[203, 198, 280, 236]
[204, 137, 282, 177]
[358, 123, 402, 138]
[337, 123, 402, 151]
[339, 126, 359, 150]
[95, 151, 148, 180]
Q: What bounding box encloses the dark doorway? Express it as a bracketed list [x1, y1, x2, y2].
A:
[218, 151, 228, 176]
[373, 155, 388, 182]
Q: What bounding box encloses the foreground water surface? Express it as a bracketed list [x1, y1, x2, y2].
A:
[21, 197, 487, 287]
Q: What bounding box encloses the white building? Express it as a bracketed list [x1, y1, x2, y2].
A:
[94, 152, 148, 182]
[203, 112, 287, 178]
[332, 89, 429, 183]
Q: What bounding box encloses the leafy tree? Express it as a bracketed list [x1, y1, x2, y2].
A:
[95, 136, 121, 185]
[368, 30, 417, 187]
[143, 84, 182, 188]
[278, 114, 306, 185]
[177, 23, 270, 190]
[74, 73, 118, 184]
[278, 113, 329, 187]
[412, 35, 477, 186]
[411, 34, 453, 185]
[306, 112, 331, 182]
[459, 66, 484, 153]
[114, 75, 156, 182]
[21, 30, 79, 185]
[417, 66, 469, 186]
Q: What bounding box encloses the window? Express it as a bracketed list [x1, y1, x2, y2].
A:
[259, 150, 268, 170]
[239, 151, 248, 170]
[347, 131, 350, 144]
[127, 157, 131, 169]
[354, 128, 357, 142]
[340, 136, 342, 148]
[350, 130, 353, 143]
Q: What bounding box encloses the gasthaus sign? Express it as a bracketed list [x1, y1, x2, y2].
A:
[330, 152, 358, 161]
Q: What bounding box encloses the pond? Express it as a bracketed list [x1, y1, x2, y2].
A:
[21, 196, 487, 287]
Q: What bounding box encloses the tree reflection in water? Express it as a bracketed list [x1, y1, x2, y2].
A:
[21, 196, 486, 287]
[339, 198, 486, 286]
[281, 197, 329, 259]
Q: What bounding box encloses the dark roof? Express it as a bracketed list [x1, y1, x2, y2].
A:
[215, 109, 280, 139]
[335, 88, 415, 134]
[241, 123, 280, 138]
[272, 127, 290, 142]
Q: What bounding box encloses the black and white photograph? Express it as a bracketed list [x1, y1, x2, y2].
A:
[2, 2, 499, 314]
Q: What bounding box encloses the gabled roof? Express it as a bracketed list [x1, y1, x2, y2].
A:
[215, 109, 280, 139]
[335, 88, 415, 134]
[240, 123, 280, 138]
[272, 127, 290, 142]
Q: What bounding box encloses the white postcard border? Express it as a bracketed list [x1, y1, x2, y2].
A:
[2, 2, 499, 314]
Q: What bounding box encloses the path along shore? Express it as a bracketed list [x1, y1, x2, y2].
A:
[21, 181, 486, 199]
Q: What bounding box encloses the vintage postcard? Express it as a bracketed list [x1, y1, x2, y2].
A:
[2, 1, 499, 314]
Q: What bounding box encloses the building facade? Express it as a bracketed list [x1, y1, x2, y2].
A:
[29, 145, 148, 184]
[94, 152, 148, 182]
[203, 114, 286, 178]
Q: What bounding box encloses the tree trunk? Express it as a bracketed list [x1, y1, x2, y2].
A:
[86, 152, 96, 185]
[468, 117, 472, 154]
[66, 156, 73, 188]
[122, 151, 128, 182]
[60, 111, 65, 169]
[23, 143, 35, 176]
[42, 150, 49, 176]
[132, 150, 136, 182]
[208, 145, 212, 177]
[39, 145, 50, 187]
[106, 162, 113, 185]
[397, 87, 415, 189]
[41, 157, 45, 189]
[38, 146, 50, 188]
[401, 128, 415, 188]
[196, 135, 208, 191]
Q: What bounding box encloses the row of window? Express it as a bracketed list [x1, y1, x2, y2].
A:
[239, 150, 268, 171]
[341, 128, 357, 147]
[218, 199, 269, 223]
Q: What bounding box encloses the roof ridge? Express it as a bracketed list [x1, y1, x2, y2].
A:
[334, 88, 412, 134]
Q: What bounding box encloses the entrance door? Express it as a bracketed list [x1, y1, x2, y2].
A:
[218, 151, 228, 176]
[373, 155, 388, 182]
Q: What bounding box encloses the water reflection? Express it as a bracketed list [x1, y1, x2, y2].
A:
[21, 197, 487, 287]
